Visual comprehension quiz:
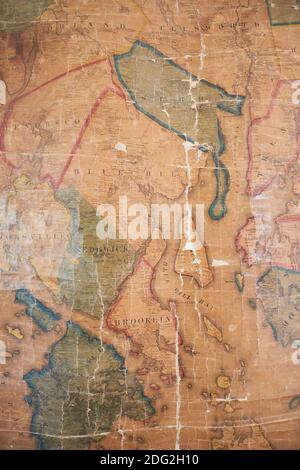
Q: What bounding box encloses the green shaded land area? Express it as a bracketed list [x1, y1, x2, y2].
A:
[114, 40, 245, 220]
[56, 188, 138, 318]
[234, 272, 244, 293]
[15, 288, 60, 331]
[257, 266, 300, 346]
[24, 322, 155, 450]
[266, 0, 300, 26]
[0, 0, 52, 35]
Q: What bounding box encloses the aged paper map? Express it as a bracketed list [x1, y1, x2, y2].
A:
[0, 0, 299, 451]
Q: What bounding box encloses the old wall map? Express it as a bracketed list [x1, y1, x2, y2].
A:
[0, 0, 299, 451]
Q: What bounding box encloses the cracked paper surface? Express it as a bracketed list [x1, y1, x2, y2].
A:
[0, 0, 299, 451]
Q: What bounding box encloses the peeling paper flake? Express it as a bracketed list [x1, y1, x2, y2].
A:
[212, 259, 229, 267]
[115, 142, 127, 153]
